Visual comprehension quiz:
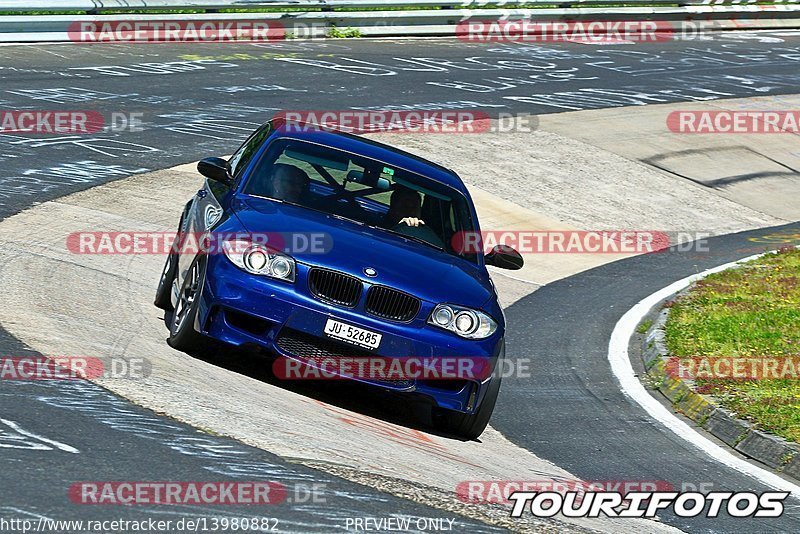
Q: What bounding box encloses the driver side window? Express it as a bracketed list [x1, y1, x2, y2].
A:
[228, 123, 272, 179]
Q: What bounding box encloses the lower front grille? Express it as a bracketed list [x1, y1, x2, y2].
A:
[275, 329, 413, 387]
[277, 329, 373, 359]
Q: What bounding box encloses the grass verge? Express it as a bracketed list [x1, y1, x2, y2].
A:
[664, 247, 800, 442]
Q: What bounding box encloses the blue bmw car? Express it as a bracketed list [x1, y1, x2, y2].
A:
[155, 118, 523, 439]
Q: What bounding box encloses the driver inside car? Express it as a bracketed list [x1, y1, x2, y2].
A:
[384, 187, 445, 248]
[385, 187, 424, 227]
[270, 163, 311, 203]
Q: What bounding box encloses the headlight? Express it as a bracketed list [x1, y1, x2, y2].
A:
[432, 306, 454, 327]
[428, 304, 497, 339]
[222, 239, 295, 282]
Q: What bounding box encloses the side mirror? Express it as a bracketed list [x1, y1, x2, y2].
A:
[485, 245, 524, 270]
[197, 157, 232, 185]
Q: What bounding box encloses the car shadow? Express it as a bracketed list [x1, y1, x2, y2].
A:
[161, 311, 477, 443]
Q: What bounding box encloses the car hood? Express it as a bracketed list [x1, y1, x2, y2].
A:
[232, 197, 492, 307]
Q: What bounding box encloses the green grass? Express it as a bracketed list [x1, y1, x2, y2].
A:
[665, 247, 800, 443]
[326, 25, 362, 38]
[636, 318, 653, 334]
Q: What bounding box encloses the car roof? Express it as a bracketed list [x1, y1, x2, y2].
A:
[268, 118, 468, 193]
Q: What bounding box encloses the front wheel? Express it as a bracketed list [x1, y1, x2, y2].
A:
[168, 256, 206, 352]
[154, 251, 178, 310]
[155, 213, 186, 310]
[432, 374, 502, 441]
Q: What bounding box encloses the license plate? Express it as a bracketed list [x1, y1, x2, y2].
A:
[323, 318, 382, 350]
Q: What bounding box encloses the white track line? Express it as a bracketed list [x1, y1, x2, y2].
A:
[607, 250, 800, 498]
[0, 418, 80, 454]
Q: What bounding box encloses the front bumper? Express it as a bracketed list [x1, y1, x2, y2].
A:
[196, 255, 505, 413]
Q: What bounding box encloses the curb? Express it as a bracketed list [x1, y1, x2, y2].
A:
[638, 303, 800, 482]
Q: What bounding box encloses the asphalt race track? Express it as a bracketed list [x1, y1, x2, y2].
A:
[3, 36, 800, 214]
[1, 34, 800, 532]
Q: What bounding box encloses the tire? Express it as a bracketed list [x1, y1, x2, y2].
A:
[168, 255, 206, 352]
[154, 213, 185, 310]
[432, 374, 502, 441]
[154, 250, 178, 310]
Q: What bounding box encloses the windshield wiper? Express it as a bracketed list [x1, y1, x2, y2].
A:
[250, 194, 365, 226]
[329, 212, 365, 225]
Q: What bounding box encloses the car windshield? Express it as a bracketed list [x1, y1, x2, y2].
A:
[243, 138, 477, 261]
